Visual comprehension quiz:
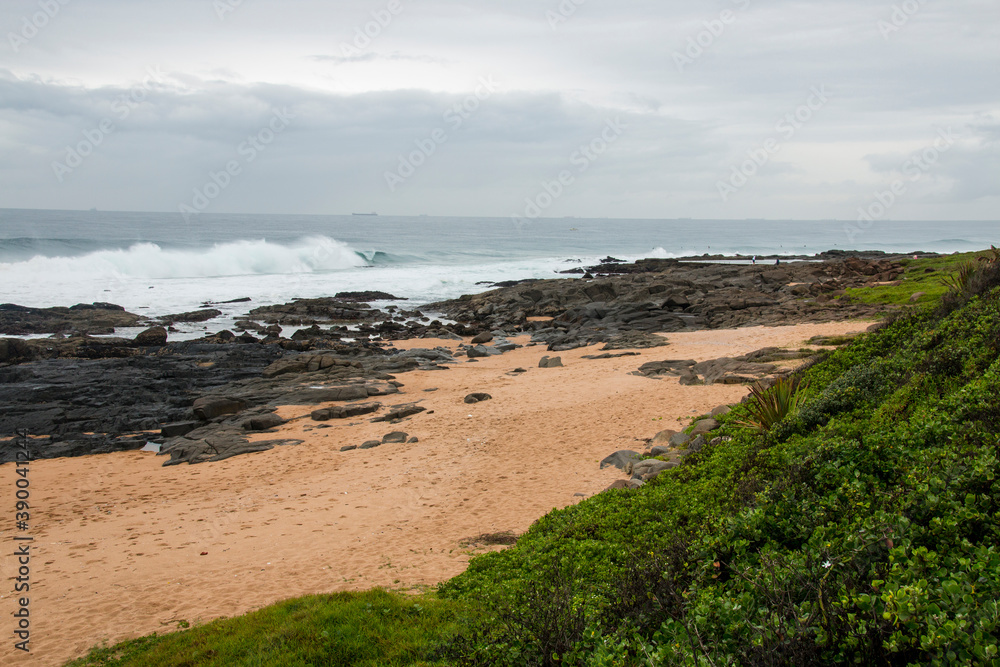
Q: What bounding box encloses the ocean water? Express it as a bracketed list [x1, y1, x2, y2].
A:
[0, 209, 996, 339]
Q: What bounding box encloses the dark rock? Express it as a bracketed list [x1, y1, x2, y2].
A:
[159, 426, 302, 465]
[0, 338, 33, 363]
[603, 479, 630, 492]
[650, 429, 677, 447]
[467, 345, 490, 358]
[464, 392, 493, 404]
[192, 396, 247, 420]
[0, 302, 140, 335]
[243, 413, 287, 431]
[582, 351, 642, 360]
[359, 440, 381, 450]
[710, 405, 732, 417]
[688, 435, 707, 452]
[282, 385, 371, 404]
[160, 308, 222, 324]
[161, 421, 200, 438]
[539, 355, 563, 368]
[366, 382, 400, 397]
[134, 326, 168, 346]
[382, 431, 408, 444]
[370, 404, 426, 422]
[311, 402, 381, 421]
[669, 432, 692, 447]
[629, 459, 676, 479]
[690, 419, 719, 436]
[600, 449, 642, 470]
[407, 437, 419, 443]
[340, 445, 358, 452]
[471, 332, 494, 344]
[601, 331, 669, 350]
[334, 291, 405, 302]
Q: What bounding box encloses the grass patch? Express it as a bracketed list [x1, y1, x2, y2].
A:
[65, 590, 461, 667]
[845, 251, 984, 306]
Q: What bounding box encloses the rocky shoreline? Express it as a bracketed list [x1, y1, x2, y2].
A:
[0, 252, 915, 464]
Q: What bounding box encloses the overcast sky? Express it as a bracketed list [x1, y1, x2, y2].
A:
[0, 0, 997, 219]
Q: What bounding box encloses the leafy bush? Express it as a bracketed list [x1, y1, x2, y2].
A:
[441, 284, 1000, 665]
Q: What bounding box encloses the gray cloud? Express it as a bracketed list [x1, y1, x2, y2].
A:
[0, 0, 997, 219]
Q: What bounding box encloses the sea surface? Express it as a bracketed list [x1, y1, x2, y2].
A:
[1, 209, 996, 339]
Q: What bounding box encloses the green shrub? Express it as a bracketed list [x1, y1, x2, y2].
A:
[441, 284, 1000, 666]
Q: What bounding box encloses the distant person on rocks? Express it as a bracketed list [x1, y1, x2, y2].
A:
[751, 255, 756, 265]
[775, 258, 781, 265]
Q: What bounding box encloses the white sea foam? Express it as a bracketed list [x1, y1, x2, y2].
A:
[0, 236, 368, 281]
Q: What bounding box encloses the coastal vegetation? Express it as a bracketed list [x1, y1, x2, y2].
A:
[66, 251, 1000, 666]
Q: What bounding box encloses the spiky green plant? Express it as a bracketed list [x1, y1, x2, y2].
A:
[979, 245, 1000, 266]
[733, 375, 808, 432]
[940, 260, 980, 294]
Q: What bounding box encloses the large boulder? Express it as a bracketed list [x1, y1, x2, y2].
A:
[134, 326, 168, 346]
[650, 429, 677, 447]
[629, 459, 676, 479]
[242, 413, 287, 431]
[471, 332, 494, 344]
[600, 450, 642, 470]
[539, 355, 563, 368]
[690, 419, 720, 436]
[669, 432, 692, 447]
[467, 345, 490, 358]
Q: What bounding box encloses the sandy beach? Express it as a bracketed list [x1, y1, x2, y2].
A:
[2, 320, 871, 666]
